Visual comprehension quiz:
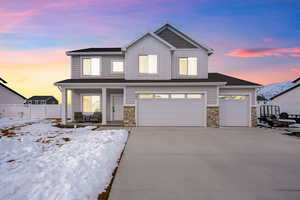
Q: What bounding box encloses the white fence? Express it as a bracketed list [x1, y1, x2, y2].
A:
[0, 104, 72, 120]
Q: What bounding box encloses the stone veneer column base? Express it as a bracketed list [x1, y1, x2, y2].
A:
[207, 106, 219, 128]
[251, 106, 257, 127]
[123, 106, 136, 127]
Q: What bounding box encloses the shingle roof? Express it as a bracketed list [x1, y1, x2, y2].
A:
[155, 28, 198, 48]
[292, 77, 300, 83]
[67, 48, 122, 53]
[27, 96, 56, 101]
[0, 82, 26, 99]
[270, 83, 300, 100]
[55, 73, 261, 86]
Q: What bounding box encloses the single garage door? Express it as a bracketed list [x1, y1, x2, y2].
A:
[137, 93, 206, 126]
[219, 95, 250, 127]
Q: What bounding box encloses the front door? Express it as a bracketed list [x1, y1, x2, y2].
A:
[111, 94, 123, 121]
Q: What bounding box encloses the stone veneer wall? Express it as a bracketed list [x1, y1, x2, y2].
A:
[124, 106, 136, 127]
[207, 106, 219, 127]
[251, 106, 257, 127]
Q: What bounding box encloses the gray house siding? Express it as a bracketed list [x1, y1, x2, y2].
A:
[71, 55, 125, 79]
[125, 86, 218, 105]
[125, 35, 172, 80]
[0, 85, 25, 104]
[172, 49, 208, 79]
[219, 88, 257, 106]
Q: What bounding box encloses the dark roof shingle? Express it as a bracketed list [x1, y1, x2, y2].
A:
[55, 73, 261, 86]
[27, 96, 56, 101]
[67, 48, 122, 53]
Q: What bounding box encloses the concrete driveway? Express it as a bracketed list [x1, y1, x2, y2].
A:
[109, 127, 300, 200]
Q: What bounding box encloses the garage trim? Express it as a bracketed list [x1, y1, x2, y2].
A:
[219, 92, 252, 127]
[135, 91, 207, 126]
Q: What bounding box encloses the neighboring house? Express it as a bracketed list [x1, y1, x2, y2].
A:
[0, 77, 26, 104]
[25, 96, 58, 105]
[270, 83, 300, 114]
[292, 77, 300, 84]
[55, 23, 260, 127]
[257, 95, 268, 105]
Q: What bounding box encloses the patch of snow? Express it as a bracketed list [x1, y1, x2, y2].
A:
[257, 81, 296, 100]
[289, 123, 300, 128]
[0, 117, 37, 130]
[0, 120, 128, 200]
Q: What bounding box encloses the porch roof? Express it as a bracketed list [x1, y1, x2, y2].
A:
[55, 73, 261, 86]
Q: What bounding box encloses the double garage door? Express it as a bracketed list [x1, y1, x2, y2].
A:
[136, 93, 250, 127]
[137, 93, 206, 126]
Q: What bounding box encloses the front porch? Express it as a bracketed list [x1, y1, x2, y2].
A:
[60, 87, 125, 125]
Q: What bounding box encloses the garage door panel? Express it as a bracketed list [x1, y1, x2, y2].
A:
[219, 96, 249, 127]
[137, 97, 206, 126]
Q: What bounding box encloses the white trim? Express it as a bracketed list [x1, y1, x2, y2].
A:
[80, 56, 102, 78]
[111, 59, 124, 74]
[122, 32, 176, 51]
[110, 93, 123, 121]
[219, 92, 252, 127]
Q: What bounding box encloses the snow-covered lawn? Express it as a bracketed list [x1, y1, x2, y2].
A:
[0, 120, 128, 200]
[0, 117, 37, 130]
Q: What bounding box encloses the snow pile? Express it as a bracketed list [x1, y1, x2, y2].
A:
[0, 120, 128, 200]
[257, 81, 296, 100]
[0, 117, 37, 130]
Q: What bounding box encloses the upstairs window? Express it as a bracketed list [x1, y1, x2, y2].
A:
[179, 57, 197, 76]
[112, 61, 124, 73]
[82, 58, 100, 76]
[139, 55, 158, 74]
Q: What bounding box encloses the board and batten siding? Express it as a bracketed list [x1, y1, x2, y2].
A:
[219, 88, 256, 106]
[271, 86, 300, 114]
[71, 55, 125, 79]
[171, 49, 208, 79]
[125, 86, 218, 105]
[0, 85, 25, 104]
[125, 34, 172, 80]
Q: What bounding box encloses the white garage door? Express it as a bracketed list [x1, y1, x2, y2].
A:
[219, 95, 250, 127]
[137, 93, 206, 126]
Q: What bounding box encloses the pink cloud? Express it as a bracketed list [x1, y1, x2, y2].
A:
[228, 47, 300, 58]
[290, 54, 300, 57]
[291, 68, 300, 73]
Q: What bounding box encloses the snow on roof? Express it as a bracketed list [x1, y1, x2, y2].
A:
[257, 81, 296, 100]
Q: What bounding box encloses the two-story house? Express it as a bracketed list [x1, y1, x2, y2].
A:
[55, 24, 260, 127]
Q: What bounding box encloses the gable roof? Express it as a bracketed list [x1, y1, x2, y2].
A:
[123, 32, 176, 50]
[292, 77, 300, 83]
[66, 47, 123, 55]
[0, 82, 26, 100]
[0, 77, 7, 84]
[154, 23, 214, 54]
[270, 83, 300, 100]
[55, 73, 260, 86]
[27, 96, 57, 101]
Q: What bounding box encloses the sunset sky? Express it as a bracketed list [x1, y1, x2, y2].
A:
[1, 0, 300, 101]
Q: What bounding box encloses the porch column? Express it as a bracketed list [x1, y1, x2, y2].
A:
[61, 88, 68, 125]
[102, 88, 107, 125]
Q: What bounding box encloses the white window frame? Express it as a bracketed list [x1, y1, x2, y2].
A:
[111, 60, 124, 73]
[138, 54, 158, 74]
[81, 56, 101, 77]
[179, 57, 198, 76]
[80, 94, 101, 114]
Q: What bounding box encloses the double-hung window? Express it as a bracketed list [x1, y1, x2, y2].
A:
[82, 58, 100, 76]
[112, 61, 124, 73]
[139, 55, 158, 74]
[179, 57, 197, 76]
